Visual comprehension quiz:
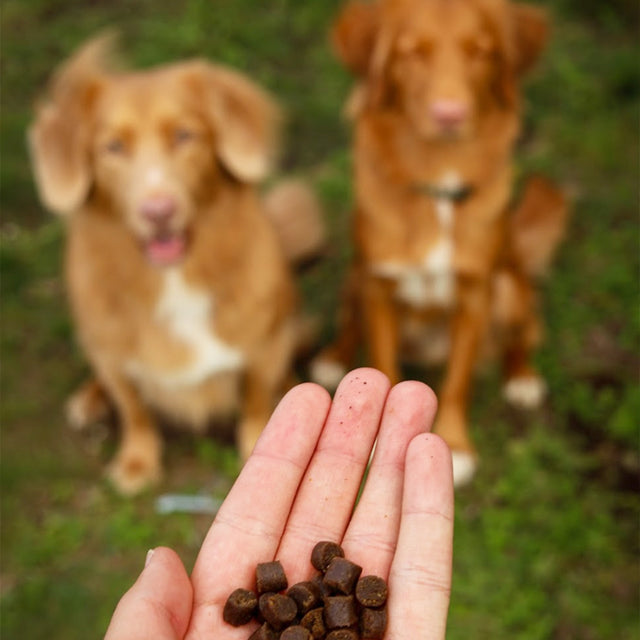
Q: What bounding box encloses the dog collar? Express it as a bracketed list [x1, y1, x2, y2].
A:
[411, 182, 474, 203]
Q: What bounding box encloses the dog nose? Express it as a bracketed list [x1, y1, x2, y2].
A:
[140, 195, 176, 222]
[430, 100, 469, 129]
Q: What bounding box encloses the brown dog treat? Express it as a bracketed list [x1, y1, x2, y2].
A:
[256, 560, 288, 594]
[288, 581, 322, 616]
[249, 622, 280, 640]
[259, 593, 298, 630]
[323, 558, 362, 595]
[310, 572, 333, 598]
[323, 595, 358, 629]
[300, 607, 327, 639]
[326, 630, 359, 640]
[222, 587, 258, 626]
[280, 625, 313, 640]
[355, 575, 388, 608]
[360, 607, 387, 639]
[311, 541, 345, 573]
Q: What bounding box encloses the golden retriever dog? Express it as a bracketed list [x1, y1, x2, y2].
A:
[29, 34, 324, 494]
[311, 0, 568, 485]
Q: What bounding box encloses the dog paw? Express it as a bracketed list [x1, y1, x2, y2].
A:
[66, 380, 110, 431]
[66, 387, 109, 431]
[309, 357, 347, 391]
[66, 394, 91, 431]
[451, 450, 478, 487]
[107, 454, 161, 496]
[503, 375, 547, 409]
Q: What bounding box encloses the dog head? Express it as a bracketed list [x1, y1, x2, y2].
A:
[28, 33, 281, 266]
[332, 0, 548, 140]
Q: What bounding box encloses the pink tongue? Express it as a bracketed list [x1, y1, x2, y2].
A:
[146, 236, 186, 265]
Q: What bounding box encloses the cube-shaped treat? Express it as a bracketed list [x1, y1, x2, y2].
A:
[355, 575, 388, 608]
[288, 581, 322, 616]
[360, 607, 388, 639]
[300, 607, 326, 639]
[258, 593, 297, 630]
[256, 561, 288, 594]
[280, 625, 313, 640]
[323, 558, 362, 595]
[249, 622, 279, 640]
[223, 588, 258, 626]
[310, 572, 332, 598]
[311, 541, 345, 573]
[323, 595, 358, 629]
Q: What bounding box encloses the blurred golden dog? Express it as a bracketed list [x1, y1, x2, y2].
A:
[29, 35, 324, 494]
[312, 0, 568, 485]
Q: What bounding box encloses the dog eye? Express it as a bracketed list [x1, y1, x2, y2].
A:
[173, 128, 195, 146]
[396, 34, 431, 57]
[465, 37, 493, 59]
[104, 138, 126, 154]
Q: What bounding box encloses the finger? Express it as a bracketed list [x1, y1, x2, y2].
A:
[105, 547, 192, 640]
[342, 380, 438, 578]
[187, 382, 331, 638]
[276, 368, 391, 581]
[387, 433, 454, 640]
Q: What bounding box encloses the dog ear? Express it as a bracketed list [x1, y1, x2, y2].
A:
[28, 34, 112, 215]
[333, 1, 395, 115]
[510, 3, 549, 75]
[191, 63, 281, 183]
[332, 1, 381, 76]
[28, 100, 94, 216]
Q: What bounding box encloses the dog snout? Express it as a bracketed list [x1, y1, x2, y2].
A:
[430, 100, 469, 130]
[140, 195, 177, 223]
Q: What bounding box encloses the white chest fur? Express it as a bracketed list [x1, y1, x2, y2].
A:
[127, 268, 244, 388]
[374, 172, 460, 309]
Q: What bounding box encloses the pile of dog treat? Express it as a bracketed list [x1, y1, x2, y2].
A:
[223, 541, 388, 639]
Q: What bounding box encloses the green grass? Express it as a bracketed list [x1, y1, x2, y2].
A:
[1, 1, 638, 638]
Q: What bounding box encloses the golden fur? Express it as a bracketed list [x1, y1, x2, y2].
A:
[29, 35, 319, 494]
[313, 0, 568, 485]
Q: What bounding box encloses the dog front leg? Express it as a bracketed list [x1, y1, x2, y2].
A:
[98, 369, 163, 495]
[238, 369, 279, 462]
[436, 278, 491, 485]
[493, 270, 547, 409]
[310, 267, 363, 391]
[238, 326, 294, 461]
[66, 377, 111, 430]
[362, 275, 401, 385]
[501, 314, 547, 409]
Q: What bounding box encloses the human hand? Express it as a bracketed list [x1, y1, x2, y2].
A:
[105, 368, 454, 639]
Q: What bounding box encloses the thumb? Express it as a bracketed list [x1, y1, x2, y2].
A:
[105, 547, 193, 640]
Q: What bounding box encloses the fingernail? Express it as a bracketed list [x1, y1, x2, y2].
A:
[145, 548, 155, 568]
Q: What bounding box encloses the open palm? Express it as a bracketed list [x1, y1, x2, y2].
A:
[105, 368, 454, 640]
